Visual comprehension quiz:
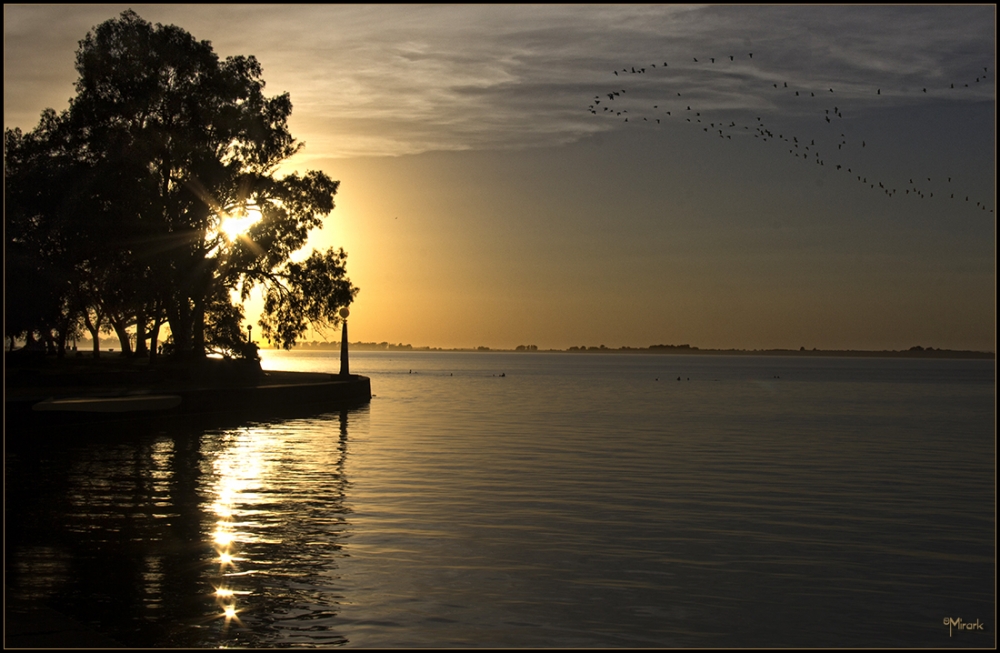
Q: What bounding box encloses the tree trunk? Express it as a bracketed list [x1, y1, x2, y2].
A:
[189, 251, 211, 360]
[134, 305, 148, 358]
[55, 316, 69, 359]
[166, 296, 195, 360]
[109, 314, 133, 357]
[192, 297, 206, 359]
[148, 301, 163, 363]
[43, 330, 56, 355]
[83, 309, 102, 359]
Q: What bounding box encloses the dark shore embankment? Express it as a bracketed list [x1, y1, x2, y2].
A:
[5, 354, 370, 647]
[4, 353, 371, 435]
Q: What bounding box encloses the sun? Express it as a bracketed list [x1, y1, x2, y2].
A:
[219, 205, 262, 240]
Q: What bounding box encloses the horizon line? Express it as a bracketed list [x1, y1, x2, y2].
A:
[37, 339, 997, 357]
[264, 341, 997, 357]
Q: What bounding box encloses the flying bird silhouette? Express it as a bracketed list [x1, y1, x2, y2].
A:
[590, 50, 993, 214]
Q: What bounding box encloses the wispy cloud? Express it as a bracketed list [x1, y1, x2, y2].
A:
[5, 5, 994, 161]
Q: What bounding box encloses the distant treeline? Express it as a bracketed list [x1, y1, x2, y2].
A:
[277, 341, 422, 351]
[568, 344, 696, 352]
[561, 344, 992, 358]
[282, 342, 992, 358]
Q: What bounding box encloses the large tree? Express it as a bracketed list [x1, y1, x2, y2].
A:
[5, 10, 357, 359]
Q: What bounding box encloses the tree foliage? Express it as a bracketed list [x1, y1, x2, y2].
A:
[4, 10, 357, 359]
[260, 248, 358, 349]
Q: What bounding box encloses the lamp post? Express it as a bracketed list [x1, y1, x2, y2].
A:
[339, 308, 350, 376]
[247, 324, 252, 343]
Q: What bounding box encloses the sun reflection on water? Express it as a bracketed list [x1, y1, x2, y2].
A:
[207, 427, 277, 629]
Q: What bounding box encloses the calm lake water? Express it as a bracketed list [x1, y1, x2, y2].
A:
[5, 351, 995, 647]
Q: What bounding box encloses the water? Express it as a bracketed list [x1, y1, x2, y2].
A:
[5, 351, 995, 647]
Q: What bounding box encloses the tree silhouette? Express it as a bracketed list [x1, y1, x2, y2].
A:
[4, 113, 89, 356]
[5, 10, 356, 358]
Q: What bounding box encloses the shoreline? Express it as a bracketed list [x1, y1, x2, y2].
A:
[265, 346, 996, 359]
[4, 360, 371, 433]
[24, 344, 994, 360]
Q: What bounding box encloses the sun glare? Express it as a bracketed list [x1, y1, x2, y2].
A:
[220, 205, 262, 240]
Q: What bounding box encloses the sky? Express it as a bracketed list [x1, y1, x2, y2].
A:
[4, 5, 996, 351]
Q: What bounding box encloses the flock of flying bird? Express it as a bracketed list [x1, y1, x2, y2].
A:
[588, 51, 994, 214]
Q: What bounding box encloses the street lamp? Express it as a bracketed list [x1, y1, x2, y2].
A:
[339, 308, 350, 376]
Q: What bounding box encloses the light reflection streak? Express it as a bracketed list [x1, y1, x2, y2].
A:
[207, 426, 278, 629]
[8, 403, 357, 647]
[213, 531, 235, 547]
[196, 411, 354, 641]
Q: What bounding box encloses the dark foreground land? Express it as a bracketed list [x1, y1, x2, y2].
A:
[4, 351, 371, 435]
[5, 352, 370, 647]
